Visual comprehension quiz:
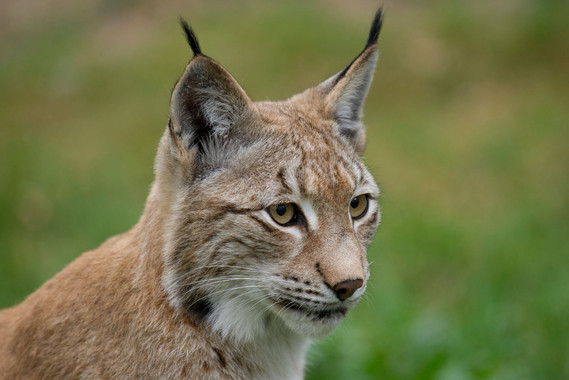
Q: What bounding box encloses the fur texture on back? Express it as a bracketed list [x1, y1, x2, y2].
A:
[0, 8, 384, 379]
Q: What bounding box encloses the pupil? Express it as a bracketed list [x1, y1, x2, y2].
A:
[276, 204, 287, 216]
[351, 197, 359, 209]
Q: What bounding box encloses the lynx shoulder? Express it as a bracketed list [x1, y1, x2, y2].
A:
[0, 8, 383, 379]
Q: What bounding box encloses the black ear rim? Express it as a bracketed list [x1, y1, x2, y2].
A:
[179, 17, 202, 56]
[365, 7, 384, 49]
[334, 7, 384, 85]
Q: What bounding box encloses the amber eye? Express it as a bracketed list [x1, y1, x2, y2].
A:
[349, 195, 369, 220]
[268, 203, 297, 225]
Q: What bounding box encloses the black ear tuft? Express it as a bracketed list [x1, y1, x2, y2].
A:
[365, 7, 384, 49]
[333, 7, 383, 85]
[179, 17, 202, 56]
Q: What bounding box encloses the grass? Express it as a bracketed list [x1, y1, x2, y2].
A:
[1, 1, 568, 378]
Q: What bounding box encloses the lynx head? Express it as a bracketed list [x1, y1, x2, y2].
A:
[155, 9, 383, 343]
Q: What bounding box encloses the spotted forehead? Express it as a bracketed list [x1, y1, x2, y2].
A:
[268, 133, 368, 202]
[296, 148, 359, 197]
[254, 100, 375, 200]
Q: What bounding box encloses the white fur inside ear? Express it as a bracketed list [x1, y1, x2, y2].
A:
[196, 87, 241, 137]
[329, 48, 378, 140]
[334, 76, 371, 124]
[334, 55, 377, 122]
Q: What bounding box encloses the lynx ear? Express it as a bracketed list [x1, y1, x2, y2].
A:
[169, 20, 254, 162]
[319, 9, 383, 154]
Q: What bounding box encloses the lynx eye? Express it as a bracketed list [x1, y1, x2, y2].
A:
[268, 203, 297, 225]
[349, 194, 369, 220]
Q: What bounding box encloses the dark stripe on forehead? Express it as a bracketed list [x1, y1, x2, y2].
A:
[277, 167, 293, 193]
[345, 161, 360, 189]
[299, 149, 309, 194]
[295, 165, 307, 195]
[356, 161, 368, 184]
[328, 135, 361, 186]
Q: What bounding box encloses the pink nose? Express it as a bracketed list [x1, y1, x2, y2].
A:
[333, 279, 363, 301]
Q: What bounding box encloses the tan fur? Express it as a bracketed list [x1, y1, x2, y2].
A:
[0, 13, 382, 379]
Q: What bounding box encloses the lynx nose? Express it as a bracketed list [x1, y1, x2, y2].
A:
[333, 279, 363, 301]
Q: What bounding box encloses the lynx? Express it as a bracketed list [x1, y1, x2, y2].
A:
[0, 8, 383, 379]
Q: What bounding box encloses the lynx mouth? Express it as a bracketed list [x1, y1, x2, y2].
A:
[270, 297, 348, 321]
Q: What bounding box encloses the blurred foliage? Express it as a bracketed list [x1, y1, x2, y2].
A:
[1, 0, 568, 378]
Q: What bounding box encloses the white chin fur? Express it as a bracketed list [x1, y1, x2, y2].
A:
[277, 307, 345, 338]
[207, 291, 346, 342]
[208, 290, 270, 343]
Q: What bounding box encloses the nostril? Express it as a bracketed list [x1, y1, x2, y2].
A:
[333, 279, 363, 301]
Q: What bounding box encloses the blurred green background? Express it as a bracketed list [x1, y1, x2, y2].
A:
[1, 0, 568, 378]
